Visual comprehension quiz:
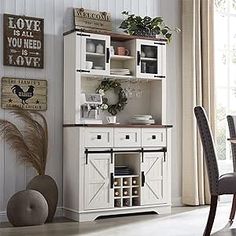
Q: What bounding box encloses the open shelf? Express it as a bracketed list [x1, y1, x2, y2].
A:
[109, 74, 135, 79]
[80, 73, 164, 81]
[111, 55, 135, 60]
[114, 175, 139, 178]
[141, 57, 157, 61]
[113, 153, 141, 208]
[86, 52, 105, 57]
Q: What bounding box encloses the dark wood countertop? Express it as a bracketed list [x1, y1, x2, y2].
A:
[63, 29, 167, 42]
[63, 124, 173, 128]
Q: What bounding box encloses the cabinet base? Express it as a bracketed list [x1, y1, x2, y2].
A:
[63, 205, 171, 222]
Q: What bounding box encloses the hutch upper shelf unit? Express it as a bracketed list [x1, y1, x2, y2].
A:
[63, 30, 171, 222]
[64, 30, 166, 79]
[64, 30, 167, 125]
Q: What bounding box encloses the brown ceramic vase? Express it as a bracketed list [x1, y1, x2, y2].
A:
[26, 175, 58, 223]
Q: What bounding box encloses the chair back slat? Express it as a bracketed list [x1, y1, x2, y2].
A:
[194, 106, 219, 195]
[227, 115, 236, 172]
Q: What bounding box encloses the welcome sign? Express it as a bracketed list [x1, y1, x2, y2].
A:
[74, 8, 112, 32]
[3, 14, 44, 68]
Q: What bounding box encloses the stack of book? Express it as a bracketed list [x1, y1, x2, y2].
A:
[115, 166, 133, 176]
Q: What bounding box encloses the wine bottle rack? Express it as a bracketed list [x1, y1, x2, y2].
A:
[114, 175, 140, 207]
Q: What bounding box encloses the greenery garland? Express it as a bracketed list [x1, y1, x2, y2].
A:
[96, 79, 127, 116]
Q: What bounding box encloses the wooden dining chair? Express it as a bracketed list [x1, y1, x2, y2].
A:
[194, 106, 236, 236]
[227, 115, 236, 223]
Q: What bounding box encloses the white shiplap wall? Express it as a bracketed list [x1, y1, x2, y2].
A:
[0, 0, 182, 220]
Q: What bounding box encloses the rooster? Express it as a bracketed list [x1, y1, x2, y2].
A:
[11, 85, 35, 105]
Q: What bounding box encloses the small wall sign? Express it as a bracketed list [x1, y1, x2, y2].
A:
[74, 8, 112, 32]
[1, 77, 47, 111]
[3, 14, 44, 68]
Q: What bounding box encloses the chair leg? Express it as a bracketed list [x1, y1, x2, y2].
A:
[203, 195, 218, 236]
[229, 194, 236, 223]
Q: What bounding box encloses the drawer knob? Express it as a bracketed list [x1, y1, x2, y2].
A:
[152, 135, 156, 140]
[125, 135, 130, 140]
[97, 135, 102, 140]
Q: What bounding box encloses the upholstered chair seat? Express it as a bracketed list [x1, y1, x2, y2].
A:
[218, 173, 236, 194]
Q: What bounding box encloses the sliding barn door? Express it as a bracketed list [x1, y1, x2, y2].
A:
[84, 153, 113, 210]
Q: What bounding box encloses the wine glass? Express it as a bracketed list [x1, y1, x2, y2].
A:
[135, 81, 142, 97]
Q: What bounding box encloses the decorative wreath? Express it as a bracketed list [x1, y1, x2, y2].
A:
[96, 79, 127, 115]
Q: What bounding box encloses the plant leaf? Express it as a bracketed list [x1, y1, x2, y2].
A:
[119, 11, 179, 41]
[0, 108, 48, 175]
[0, 120, 42, 174]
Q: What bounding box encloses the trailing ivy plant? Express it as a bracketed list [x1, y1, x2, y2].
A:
[120, 11, 180, 42]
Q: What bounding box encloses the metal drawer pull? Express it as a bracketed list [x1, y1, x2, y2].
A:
[125, 135, 130, 140]
[137, 51, 141, 66]
[106, 48, 110, 63]
[154, 75, 165, 78]
[85, 148, 88, 165]
[141, 171, 145, 186]
[152, 135, 156, 140]
[77, 33, 90, 37]
[110, 173, 114, 189]
[154, 42, 165, 45]
[97, 135, 102, 140]
[76, 69, 90, 73]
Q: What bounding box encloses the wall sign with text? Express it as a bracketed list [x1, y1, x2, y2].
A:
[74, 8, 112, 32]
[3, 14, 44, 68]
[1, 77, 47, 111]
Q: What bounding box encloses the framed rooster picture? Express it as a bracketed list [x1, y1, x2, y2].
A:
[1, 77, 47, 111]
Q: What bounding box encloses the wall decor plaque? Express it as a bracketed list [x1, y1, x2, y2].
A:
[1, 77, 47, 111]
[74, 8, 112, 32]
[3, 14, 44, 68]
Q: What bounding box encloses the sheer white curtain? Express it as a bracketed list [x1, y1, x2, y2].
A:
[182, 0, 215, 205]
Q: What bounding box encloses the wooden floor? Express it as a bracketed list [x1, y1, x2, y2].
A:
[0, 206, 235, 236]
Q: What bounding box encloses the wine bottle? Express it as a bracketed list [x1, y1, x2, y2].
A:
[115, 199, 121, 207]
[123, 199, 130, 207]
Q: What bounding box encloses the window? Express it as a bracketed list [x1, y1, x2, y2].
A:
[214, 0, 236, 174]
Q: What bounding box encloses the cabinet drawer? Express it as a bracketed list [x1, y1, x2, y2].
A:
[142, 129, 166, 147]
[114, 128, 141, 147]
[85, 128, 113, 147]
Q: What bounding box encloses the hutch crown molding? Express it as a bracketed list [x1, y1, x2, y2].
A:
[63, 29, 172, 222]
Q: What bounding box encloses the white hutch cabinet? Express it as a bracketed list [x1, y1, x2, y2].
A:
[63, 30, 172, 222]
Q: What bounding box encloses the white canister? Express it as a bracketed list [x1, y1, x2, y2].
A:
[96, 44, 104, 54]
[86, 61, 93, 69]
[86, 40, 96, 53]
[106, 116, 116, 124]
[110, 46, 115, 56]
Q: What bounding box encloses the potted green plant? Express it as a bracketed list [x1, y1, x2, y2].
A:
[120, 11, 180, 42]
[0, 108, 58, 222]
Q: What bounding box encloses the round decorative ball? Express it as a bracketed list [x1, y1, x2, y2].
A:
[7, 190, 48, 227]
